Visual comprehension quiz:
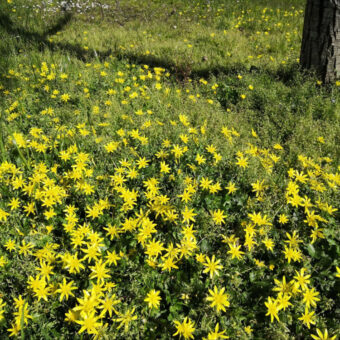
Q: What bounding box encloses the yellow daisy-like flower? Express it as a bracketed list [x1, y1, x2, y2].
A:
[206, 286, 230, 312]
[211, 209, 227, 225]
[264, 296, 281, 323]
[173, 317, 196, 339]
[298, 308, 315, 329]
[144, 289, 161, 309]
[227, 243, 245, 260]
[76, 311, 102, 335]
[203, 255, 223, 278]
[335, 266, 340, 278]
[311, 328, 336, 340]
[203, 323, 229, 339]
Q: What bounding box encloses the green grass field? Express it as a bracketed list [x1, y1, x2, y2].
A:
[0, 0, 339, 339]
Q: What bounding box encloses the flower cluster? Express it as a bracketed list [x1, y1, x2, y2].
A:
[0, 1, 339, 338]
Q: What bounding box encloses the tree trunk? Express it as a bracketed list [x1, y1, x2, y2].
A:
[300, 0, 340, 83]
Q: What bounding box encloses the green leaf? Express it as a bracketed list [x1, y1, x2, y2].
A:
[200, 239, 210, 252]
[249, 271, 256, 282]
[307, 244, 316, 258]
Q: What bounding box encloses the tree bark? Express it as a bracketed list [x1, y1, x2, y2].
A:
[300, 0, 340, 83]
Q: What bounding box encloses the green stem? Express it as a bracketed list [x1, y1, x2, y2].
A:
[20, 303, 26, 340]
[0, 114, 7, 161]
[16, 145, 30, 169]
[3, 122, 30, 170]
[0, 129, 6, 162]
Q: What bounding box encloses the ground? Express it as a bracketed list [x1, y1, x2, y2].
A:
[0, 0, 339, 339]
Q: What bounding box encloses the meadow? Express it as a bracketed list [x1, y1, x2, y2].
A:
[0, 0, 339, 339]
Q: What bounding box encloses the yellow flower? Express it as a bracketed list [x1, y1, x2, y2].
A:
[284, 231, 302, 248]
[64, 252, 85, 274]
[65, 309, 79, 323]
[209, 182, 222, 194]
[99, 294, 120, 317]
[293, 268, 311, 291]
[76, 311, 102, 335]
[137, 157, 149, 169]
[298, 308, 315, 329]
[211, 209, 227, 225]
[18, 240, 34, 256]
[104, 141, 119, 153]
[36, 261, 54, 281]
[311, 328, 336, 340]
[195, 153, 206, 165]
[158, 256, 179, 272]
[0, 297, 6, 321]
[204, 323, 229, 339]
[195, 253, 206, 263]
[23, 202, 35, 216]
[8, 197, 20, 210]
[56, 278, 77, 301]
[276, 292, 292, 310]
[0, 208, 10, 222]
[160, 161, 171, 174]
[113, 308, 137, 332]
[317, 136, 325, 144]
[145, 239, 165, 258]
[144, 289, 161, 309]
[206, 286, 230, 312]
[13, 301, 32, 329]
[236, 155, 248, 168]
[227, 243, 245, 260]
[251, 180, 267, 197]
[248, 212, 272, 226]
[60, 93, 70, 102]
[4, 239, 16, 252]
[244, 326, 253, 335]
[336, 266, 340, 278]
[32, 279, 50, 301]
[278, 214, 288, 224]
[105, 250, 121, 266]
[274, 143, 283, 150]
[225, 181, 237, 194]
[264, 296, 280, 322]
[173, 317, 196, 339]
[262, 238, 274, 252]
[182, 206, 197, 224]
[302, 287, 320, 308]
[203, 255, 223, 278]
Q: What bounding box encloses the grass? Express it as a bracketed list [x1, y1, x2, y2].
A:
[0, 0, 339, 339]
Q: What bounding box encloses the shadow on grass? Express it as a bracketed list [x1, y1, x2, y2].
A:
[0, 10, 73, 41]
[0, 11, 74, 90]
[0, 9, 301, 87]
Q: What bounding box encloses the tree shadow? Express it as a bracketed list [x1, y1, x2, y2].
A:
[0, 11, 73, 45]
[0, 8, 300, 91]
[0, 11, 73, 91]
